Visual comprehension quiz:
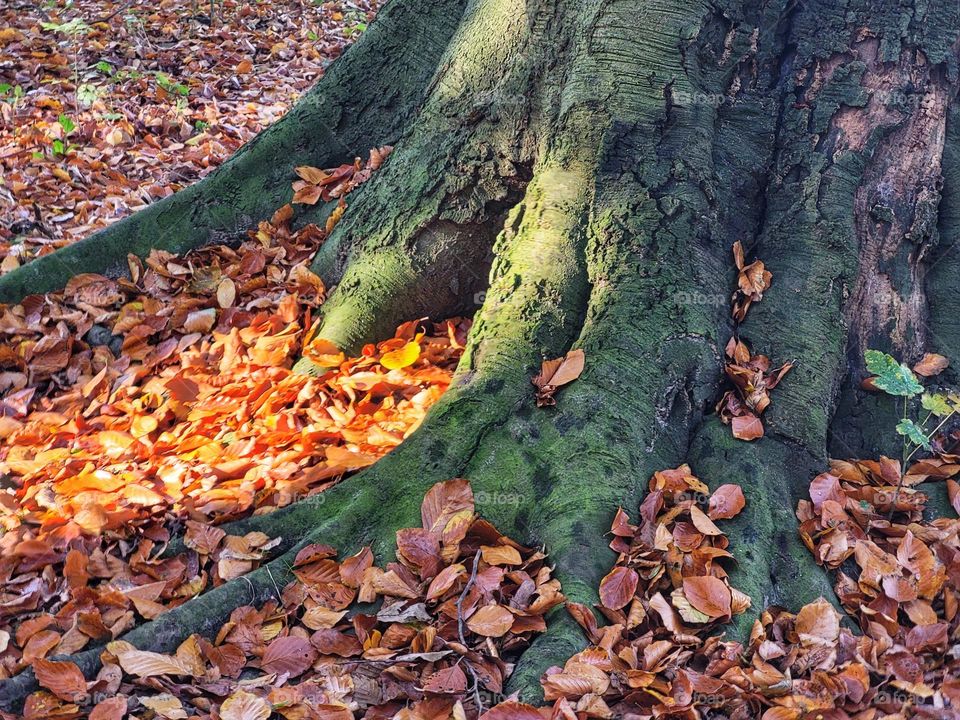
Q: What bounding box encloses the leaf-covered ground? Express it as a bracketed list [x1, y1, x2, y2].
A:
[0, 0, 379, 267]
[3, 3, 960, 719]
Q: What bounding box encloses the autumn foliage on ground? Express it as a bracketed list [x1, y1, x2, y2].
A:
[8, 479, 564, 720]
[0, 0, 379, 266]
[0, 196, 958, 718]
[3, 5, 960, 718]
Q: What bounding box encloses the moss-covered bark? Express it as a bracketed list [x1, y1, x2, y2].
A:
[2, 0, 960, 711]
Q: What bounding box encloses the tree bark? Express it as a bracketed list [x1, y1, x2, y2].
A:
[2, 0, 960, 710]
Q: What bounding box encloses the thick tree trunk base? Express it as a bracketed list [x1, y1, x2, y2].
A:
[2, 0, 960, 712]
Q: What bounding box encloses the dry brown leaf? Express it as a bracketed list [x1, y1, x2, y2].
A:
[219, 689, 271, 720]
[33, 659, 87, 702]
[467, 605, 515, 638]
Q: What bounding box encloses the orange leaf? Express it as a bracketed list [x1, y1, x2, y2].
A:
[913, 352, 949, 377]
[707, 484, 746, 520]
[89, 697, 127, 720]
[422, 664, 467, 694]
[599, 566, 639, 610]
[532, 349, 585, 406]
[731, 414, 764, 441]
[682, 576, 732, 619]
[466, 604, 514, 637]
[480, 702, 545, 719]
[260, 636, 317, 677]
[420, 479, 475, 544]
[295, 166, 329, 184]
[689, 506, 724, 536]
[33, 659, 87, 702]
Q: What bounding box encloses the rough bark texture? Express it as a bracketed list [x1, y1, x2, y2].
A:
[2, 0, 960, 710]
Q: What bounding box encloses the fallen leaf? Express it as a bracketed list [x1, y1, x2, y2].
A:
[33, 659, 87, 702]
[599, 566, 639, 610]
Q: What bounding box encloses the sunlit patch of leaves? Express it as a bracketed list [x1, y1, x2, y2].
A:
[0, 155, 466, 691]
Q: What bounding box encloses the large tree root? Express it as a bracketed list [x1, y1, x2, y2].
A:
[3, 0, 960, 712]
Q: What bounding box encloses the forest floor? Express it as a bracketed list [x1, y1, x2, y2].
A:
[0, 0, 378, 269]
[0, 2, 959, 719]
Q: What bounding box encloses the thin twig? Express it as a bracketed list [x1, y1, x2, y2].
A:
[456, 550, 485, 716]
[89, 2, 135, 24]
[456, 550, 481, 646]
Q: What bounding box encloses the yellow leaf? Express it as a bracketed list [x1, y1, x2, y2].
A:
[295, 166, 329, 184]
[131, 414, 158, 438]
[380, 341, 420, 370]
[141, 694, 187, 720]
[114, 648, 195, 678]
[220, 689, 271, 720]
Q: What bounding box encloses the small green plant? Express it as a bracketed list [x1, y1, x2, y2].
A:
[40, 18, 92, 112]
[40, 17, 91, 36]
[50, 113, 78, 156]
[155, 73, 190, 97]
[0, 84, 25, 123]
[864, 349, 959, 515]
[76, 83, 104, 107]
[342, 9, 368, 37]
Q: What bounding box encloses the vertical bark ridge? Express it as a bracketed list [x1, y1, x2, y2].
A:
[689, 0, 877, 626]
[927, 105, 960, 399]
[308, 0, 587, 352]
[503, 0, 789, 697]
[691, 0, 960, 625]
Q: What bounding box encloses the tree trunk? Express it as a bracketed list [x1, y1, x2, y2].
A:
[2, 0, 960, 709]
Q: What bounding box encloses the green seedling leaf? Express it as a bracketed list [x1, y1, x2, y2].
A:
[865, 350, 923, 397]
[897, 419, 931, 450]
[921, 392, 952, 418]
[57, 114, 76, 134]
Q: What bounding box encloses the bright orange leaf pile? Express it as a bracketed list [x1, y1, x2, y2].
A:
[0, 0, 380, 265]
[9, 479, 564, 720]
[0, 189, 469, 690]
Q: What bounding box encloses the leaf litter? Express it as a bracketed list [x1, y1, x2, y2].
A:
[717, 241, 792, 441]
[0, 152, 472, 701]
[0, 0, 381, 266]
[12, 479, 565, 720]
